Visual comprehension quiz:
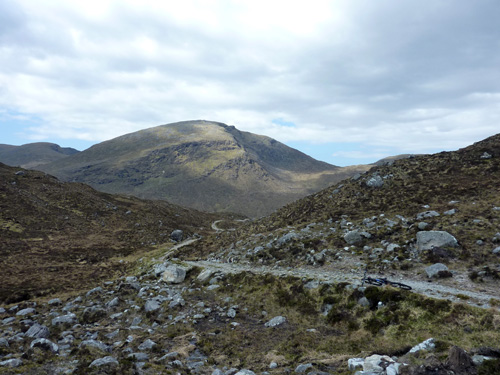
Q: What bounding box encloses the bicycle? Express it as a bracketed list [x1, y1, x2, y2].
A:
[361, 268, 412, 290]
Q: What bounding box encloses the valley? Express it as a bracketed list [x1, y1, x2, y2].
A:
[1, 130, 500, 374]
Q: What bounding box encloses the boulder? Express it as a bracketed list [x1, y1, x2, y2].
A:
[348, 358, 364, 371]
[51, 313, 77, 327]
[447, 346, 475, 375]
[138, 339, 157, 351]
[416, 231, 458, 251]
[16, 307, 36, 316]
[89, 356, 119, 368]
[170, 230, 184, 242]
[416, 211, 440, 220]
[30, 338, 59, 353]
[0, 359, 23, 368]
[161, 265, 186, 284]
[344, 230, 371, 245]
[366, 175, 384, 188]
[197, 269, 214, 283]
[144, 299, 162, 313]
[409, 338, 436, 353]
[425, 263, 453, 278]
[363, 354, 394, 372]
[26, 323, 50, 339]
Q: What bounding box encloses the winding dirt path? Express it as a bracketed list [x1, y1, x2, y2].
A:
[186, 260, 500, 310]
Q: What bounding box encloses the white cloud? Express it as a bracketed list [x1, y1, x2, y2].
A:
[1, 0, 500, 164]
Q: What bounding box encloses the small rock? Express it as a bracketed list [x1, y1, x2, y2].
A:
[481, 152, 492, 159]
[425, 263, 453, 278]
[295, 363, 313, 373]
[227, 308, 237, 318]
[418, 222, 429, 230]
[138, 339, 157, 351]
[235, 370, 256, 375]
[0, 338, 9, 347]
[409, 338, 436, 353]
[493, 247, 500, 255]
[48, 298, 62, 306]
[348, 358, 364, 371]
[366, 175, 384, 188]
[52, 313, 77, 327]
[81, 339, 110, 353]
[265, 316, 286, 327]
[170, 230, 184, 242]
[89, 356, 119, 368]
[26, 323, 50, 339]
[0, 358, 23, 368]
[197, 269, 214, 283]
[16, 307, 36, 316]
[444, 209, 457, 215]
[30, 338, 59, 353]
[416, 211, 440, 220]
[127, 352, 150, 361]
[144, 299, 162, 313]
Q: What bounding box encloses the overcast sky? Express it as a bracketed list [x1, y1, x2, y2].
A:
[1, 0, 499, 166]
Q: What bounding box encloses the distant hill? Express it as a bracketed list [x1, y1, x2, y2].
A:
[37, 120, 371, 217]
[0, 142, 79, 168]
[0, 162, 222, 303]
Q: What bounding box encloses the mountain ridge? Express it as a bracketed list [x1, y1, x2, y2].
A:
[36, 120, 371, 217]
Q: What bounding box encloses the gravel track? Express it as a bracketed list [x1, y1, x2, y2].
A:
[186, 260, 500, 310]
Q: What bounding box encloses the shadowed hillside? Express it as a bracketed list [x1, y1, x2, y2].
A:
[37, 121, 370, 217]
[0, 162, 222, 303]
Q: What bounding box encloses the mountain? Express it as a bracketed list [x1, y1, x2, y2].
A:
[0, 142, 79, 169]
[0, 162, 223, 303]
[37, 120, 370, 217]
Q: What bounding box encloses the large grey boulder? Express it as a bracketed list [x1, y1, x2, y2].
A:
[161, 265, 186, 284]
[416, 231, 458, 251]
[363, 354, 394, 372]
[425, 263, 452, 278]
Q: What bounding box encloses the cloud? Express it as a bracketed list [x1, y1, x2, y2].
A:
[1, 0, 500, 164]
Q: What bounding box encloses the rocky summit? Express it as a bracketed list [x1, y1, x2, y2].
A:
[35, 120, 369, 217]
[1, 133, 500, 374]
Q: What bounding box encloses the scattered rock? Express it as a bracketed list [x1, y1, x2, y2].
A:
[138, 339, 157, 351]
[348, 357, 364, 371]
[16, 307, 35, 316]
[409, 338, 436, 353]
[161, 265, 187, 284]
[416, 211, 440, 220]
[30, 338, 59, 353]
[26, 323, 50, 339]
[344, 230, 371, 245]
[447, 346, 475, 375]
[235, 370, 256, 375]
[366, 175, 384, 188]
[0, 358, 23, 368]
[481, 152, 492, 159]
[295, 363, 313, 373]
[197, 269, 214, 283]
[144, 299, 162, 313]
[416, 231, 458, 251]
[51, 313, 77, 327]
[425, 263, 453, 278]
[265, 316, 286, 328]
[89, 356, 119, 368]
[170, 229, 184, 242]
[493, 247, 500, 255]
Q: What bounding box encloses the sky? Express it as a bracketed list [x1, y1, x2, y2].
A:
[1, 1, 500, 166]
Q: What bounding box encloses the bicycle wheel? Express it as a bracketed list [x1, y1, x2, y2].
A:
[364, 277, 383, 286]
[390, 282, 412, 290]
